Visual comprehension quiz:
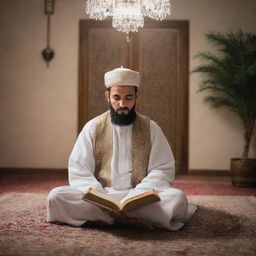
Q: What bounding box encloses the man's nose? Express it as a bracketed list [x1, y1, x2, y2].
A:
[119, 100, 126, 108]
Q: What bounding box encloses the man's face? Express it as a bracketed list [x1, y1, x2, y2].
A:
[105, 86, 137, 115]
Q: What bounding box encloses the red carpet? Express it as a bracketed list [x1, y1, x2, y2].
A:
[1, 173, 256, 196]
[1, 174, 256, 256]
[174, 177, 256, 196]
[1, 193, 256, 256]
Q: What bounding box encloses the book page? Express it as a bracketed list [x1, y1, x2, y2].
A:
[121, 190, 160, 212]
[82, 188, 121, 212]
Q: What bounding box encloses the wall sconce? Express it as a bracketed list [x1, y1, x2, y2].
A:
[42, 0, 55, 67]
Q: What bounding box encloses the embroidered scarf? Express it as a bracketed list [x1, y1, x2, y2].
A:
[93, 111, 151, 187]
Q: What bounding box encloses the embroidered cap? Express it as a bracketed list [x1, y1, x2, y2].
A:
[104, 66, 140, 88]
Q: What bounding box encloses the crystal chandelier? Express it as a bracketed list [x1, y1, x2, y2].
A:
[85, 0, 171, 40]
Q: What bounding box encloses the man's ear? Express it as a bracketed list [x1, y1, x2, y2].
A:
[135, 90, 138, 101]
[105, 91, 110, 102]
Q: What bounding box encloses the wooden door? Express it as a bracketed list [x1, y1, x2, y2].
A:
[78, 19, 189, 174]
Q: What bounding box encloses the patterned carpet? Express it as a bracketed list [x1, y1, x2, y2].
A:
[0, 193, 256, 256]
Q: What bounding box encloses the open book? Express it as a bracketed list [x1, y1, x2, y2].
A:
[82, 188, 161, 214]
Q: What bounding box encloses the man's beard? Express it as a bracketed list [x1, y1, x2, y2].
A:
[110, 104, 136, 126]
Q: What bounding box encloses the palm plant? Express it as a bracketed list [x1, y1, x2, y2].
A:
[193, 29, 256, 159]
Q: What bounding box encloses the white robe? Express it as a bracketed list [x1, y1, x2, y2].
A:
[47, 116, 196, 231]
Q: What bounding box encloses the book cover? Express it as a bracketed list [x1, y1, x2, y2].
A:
[82, 188, 161, 214]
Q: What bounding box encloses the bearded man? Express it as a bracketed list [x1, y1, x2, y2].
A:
[47, 67, 196, 231]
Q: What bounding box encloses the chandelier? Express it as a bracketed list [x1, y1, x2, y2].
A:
[85, 0, 171, 40]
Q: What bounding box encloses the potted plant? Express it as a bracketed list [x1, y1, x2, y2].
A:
[193, 29, 256, 186]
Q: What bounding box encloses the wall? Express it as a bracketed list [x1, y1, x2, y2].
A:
[172, 0, 256, 170]
[0, 0, 255, 170]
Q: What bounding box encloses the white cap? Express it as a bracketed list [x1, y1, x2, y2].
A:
[104, 66, 140, 88]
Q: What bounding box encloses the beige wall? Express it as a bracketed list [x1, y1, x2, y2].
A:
[0, 0, 255, 170]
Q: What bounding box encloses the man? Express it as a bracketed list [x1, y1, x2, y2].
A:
[47, 67, 195, 231]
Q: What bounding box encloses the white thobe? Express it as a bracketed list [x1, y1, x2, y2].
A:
[47, 116, 196, 231]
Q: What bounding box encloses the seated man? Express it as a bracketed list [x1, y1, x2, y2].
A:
[47, 67, 196, 231]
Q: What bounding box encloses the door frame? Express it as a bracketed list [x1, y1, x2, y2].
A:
[78, 19, 189, 174]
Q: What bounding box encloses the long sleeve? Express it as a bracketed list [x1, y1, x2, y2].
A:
[137, 120, 175, 189]
[68, 119, 105, 193]
[120, 121, 175, 202]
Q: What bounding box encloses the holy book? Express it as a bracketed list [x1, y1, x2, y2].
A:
[82, 188, 161, 214]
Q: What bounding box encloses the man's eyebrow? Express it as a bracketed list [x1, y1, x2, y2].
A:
[111, 93, 134, 97]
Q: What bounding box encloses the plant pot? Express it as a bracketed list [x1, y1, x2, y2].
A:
[231, 158, 256, 187]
